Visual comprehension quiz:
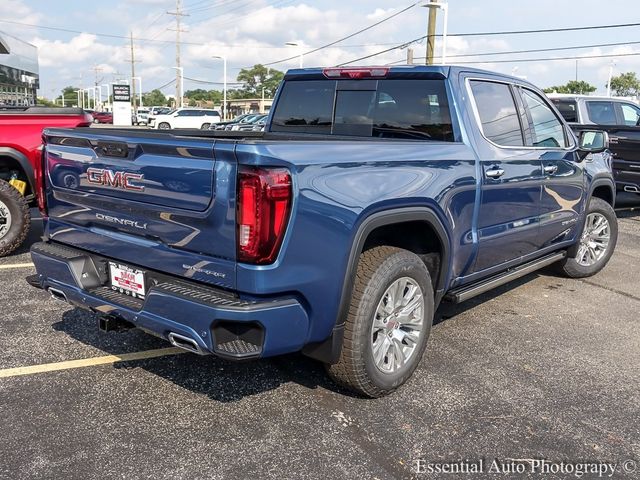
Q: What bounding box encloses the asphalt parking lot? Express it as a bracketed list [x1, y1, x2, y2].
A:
[0, 196, 639, 480]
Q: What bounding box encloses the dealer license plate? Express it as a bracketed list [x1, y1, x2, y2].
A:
[109, 262, 146, 299]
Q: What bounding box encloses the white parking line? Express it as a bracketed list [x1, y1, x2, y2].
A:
[0, 262, 35, 269]
[0, 347, 186, 378]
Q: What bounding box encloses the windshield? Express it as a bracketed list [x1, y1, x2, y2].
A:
[271, 78, 454, 140]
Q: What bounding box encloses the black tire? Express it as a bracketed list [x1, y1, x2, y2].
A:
[327, 246, 434, 398]
[557, 197, 618, 278]
[200, 123, 211, 130]
[158, 122, 171, 130]
[0, 179, 31, 257]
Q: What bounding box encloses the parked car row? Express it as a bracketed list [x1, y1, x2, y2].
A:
[549, 94, 640, 195]
[209, 113, 267, 131]
[147, 107, 221, 130]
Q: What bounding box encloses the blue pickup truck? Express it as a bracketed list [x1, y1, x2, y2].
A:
[28, 66, 617, 397]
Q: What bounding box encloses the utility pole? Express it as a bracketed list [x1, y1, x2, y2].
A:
[406, 48, 414, 65]
[128, 31, 139, 113]
[425, 0, 438, 65]
[168, 0, 188, 108]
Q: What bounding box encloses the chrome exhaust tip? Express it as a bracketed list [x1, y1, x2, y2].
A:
[48, 287, 67, 302]
[624, 185, 640, 193]
[168, 332, 205, 355]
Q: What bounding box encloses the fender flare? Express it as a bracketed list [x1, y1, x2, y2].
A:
[0, 146, 36, 196]
[302, 206, 452, 364]
[587, 177, 616, 207]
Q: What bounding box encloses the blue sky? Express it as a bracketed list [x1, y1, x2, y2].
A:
[1, 0, 639, 99]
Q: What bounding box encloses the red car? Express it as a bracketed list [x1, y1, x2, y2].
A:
[91, 111, 113, 124]
[0, 106, 93, 256]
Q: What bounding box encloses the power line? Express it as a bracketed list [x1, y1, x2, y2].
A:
[338, 21, 640, 66]
[436, 21, 640, 37]
[0, 19, 202, 45]
[261, 2, 420, 67]
[149, 78, 176, 91]
[454, 50, 640, 65]
[183, 75, 243, 85]
[385, 39, 640, 65]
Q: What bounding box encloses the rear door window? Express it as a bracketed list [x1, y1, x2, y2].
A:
[271, 78, 454, 141]
[586, 101, 616, 124]
[620, 103, 640, 126]
[521, 89, 567, 148]
[469, 80, 524, 146]
[550, 99, 578, 122]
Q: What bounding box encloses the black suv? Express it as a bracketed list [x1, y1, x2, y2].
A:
[549, 94, 640, 195]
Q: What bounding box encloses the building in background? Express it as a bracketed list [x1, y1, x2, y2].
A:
[0, 31, 39, 106]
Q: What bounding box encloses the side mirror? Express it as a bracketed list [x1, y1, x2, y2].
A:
[577, 130, 609, 160]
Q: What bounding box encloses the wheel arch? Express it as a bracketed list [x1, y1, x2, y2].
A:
[589, 178, 615, 207]
[0, 147, 36, 198]
[302, 206, 452, 364]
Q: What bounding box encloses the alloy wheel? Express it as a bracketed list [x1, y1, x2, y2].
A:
[576, 212, 610, 266]
[371, 277, 425, 374]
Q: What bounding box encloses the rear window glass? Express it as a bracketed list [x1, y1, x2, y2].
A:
[551, 99, 578, 122]
[271, 79, 454, 141]
[470, 80, 524, 146]
[586, 101, 616, 124]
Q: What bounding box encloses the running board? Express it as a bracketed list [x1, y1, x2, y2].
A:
[445, 251, 567, 304]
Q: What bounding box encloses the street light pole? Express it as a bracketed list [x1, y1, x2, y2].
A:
[171, 66, 184, 107]
[132, 77, 143, 106]
[212, 56, 227, 120]
[285, 42, 303, 68]
[607, 60, 616, 97]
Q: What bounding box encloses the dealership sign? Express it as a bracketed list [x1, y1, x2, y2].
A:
[113, 84, 131, 102]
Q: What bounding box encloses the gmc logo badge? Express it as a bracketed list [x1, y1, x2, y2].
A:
[86, 168, 144, 191]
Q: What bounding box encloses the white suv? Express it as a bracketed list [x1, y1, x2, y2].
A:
[152, 108, 221, 130]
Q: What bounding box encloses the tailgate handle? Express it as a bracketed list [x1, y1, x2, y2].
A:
[94, 142, 129, 158]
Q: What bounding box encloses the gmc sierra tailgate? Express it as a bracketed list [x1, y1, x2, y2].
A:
[42, 128, 237, 289]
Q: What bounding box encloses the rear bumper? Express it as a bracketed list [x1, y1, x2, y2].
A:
[29, 242, 310, 360]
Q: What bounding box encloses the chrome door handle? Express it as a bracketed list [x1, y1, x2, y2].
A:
[485, 168, 505, 179]
[543, 165, 558, 175]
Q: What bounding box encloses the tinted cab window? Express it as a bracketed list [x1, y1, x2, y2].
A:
[469, 80, 523, 146]
[620, 103, 640, 126]
[271, 79, 454, 141]
[586, 101, 616, 124]
[550, 98, 578, 122]
[521, 89, 567, 148]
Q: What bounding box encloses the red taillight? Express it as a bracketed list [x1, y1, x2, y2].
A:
[323, 67, 389, 79]
[237, 166, 292, 264]
[36, 146, 48, 217]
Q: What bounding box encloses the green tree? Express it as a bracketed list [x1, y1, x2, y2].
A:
[543, 80, 596, 94]
[37, 97, 56, 107]
[142, 89, 167, 106]
[60, 86, 81, 106]
[184, 89, 223, 104]
[609, 72, 640, 97]
[236, 64, 284, 97]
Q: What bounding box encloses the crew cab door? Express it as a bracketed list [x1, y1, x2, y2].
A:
[517, 87, 585, 248]
[611, 102, 640, 190]
[467, 79, 545, 272]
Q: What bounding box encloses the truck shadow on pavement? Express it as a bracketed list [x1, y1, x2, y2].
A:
[52, 308, 355, 402]
[50, 274, 546, 403]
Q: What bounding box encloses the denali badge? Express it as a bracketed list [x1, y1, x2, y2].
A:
[87, 167, 144, 191]
[96, 213, 148, 230]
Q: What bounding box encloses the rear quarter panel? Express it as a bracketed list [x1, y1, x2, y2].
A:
[235, 140, 477, 343]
